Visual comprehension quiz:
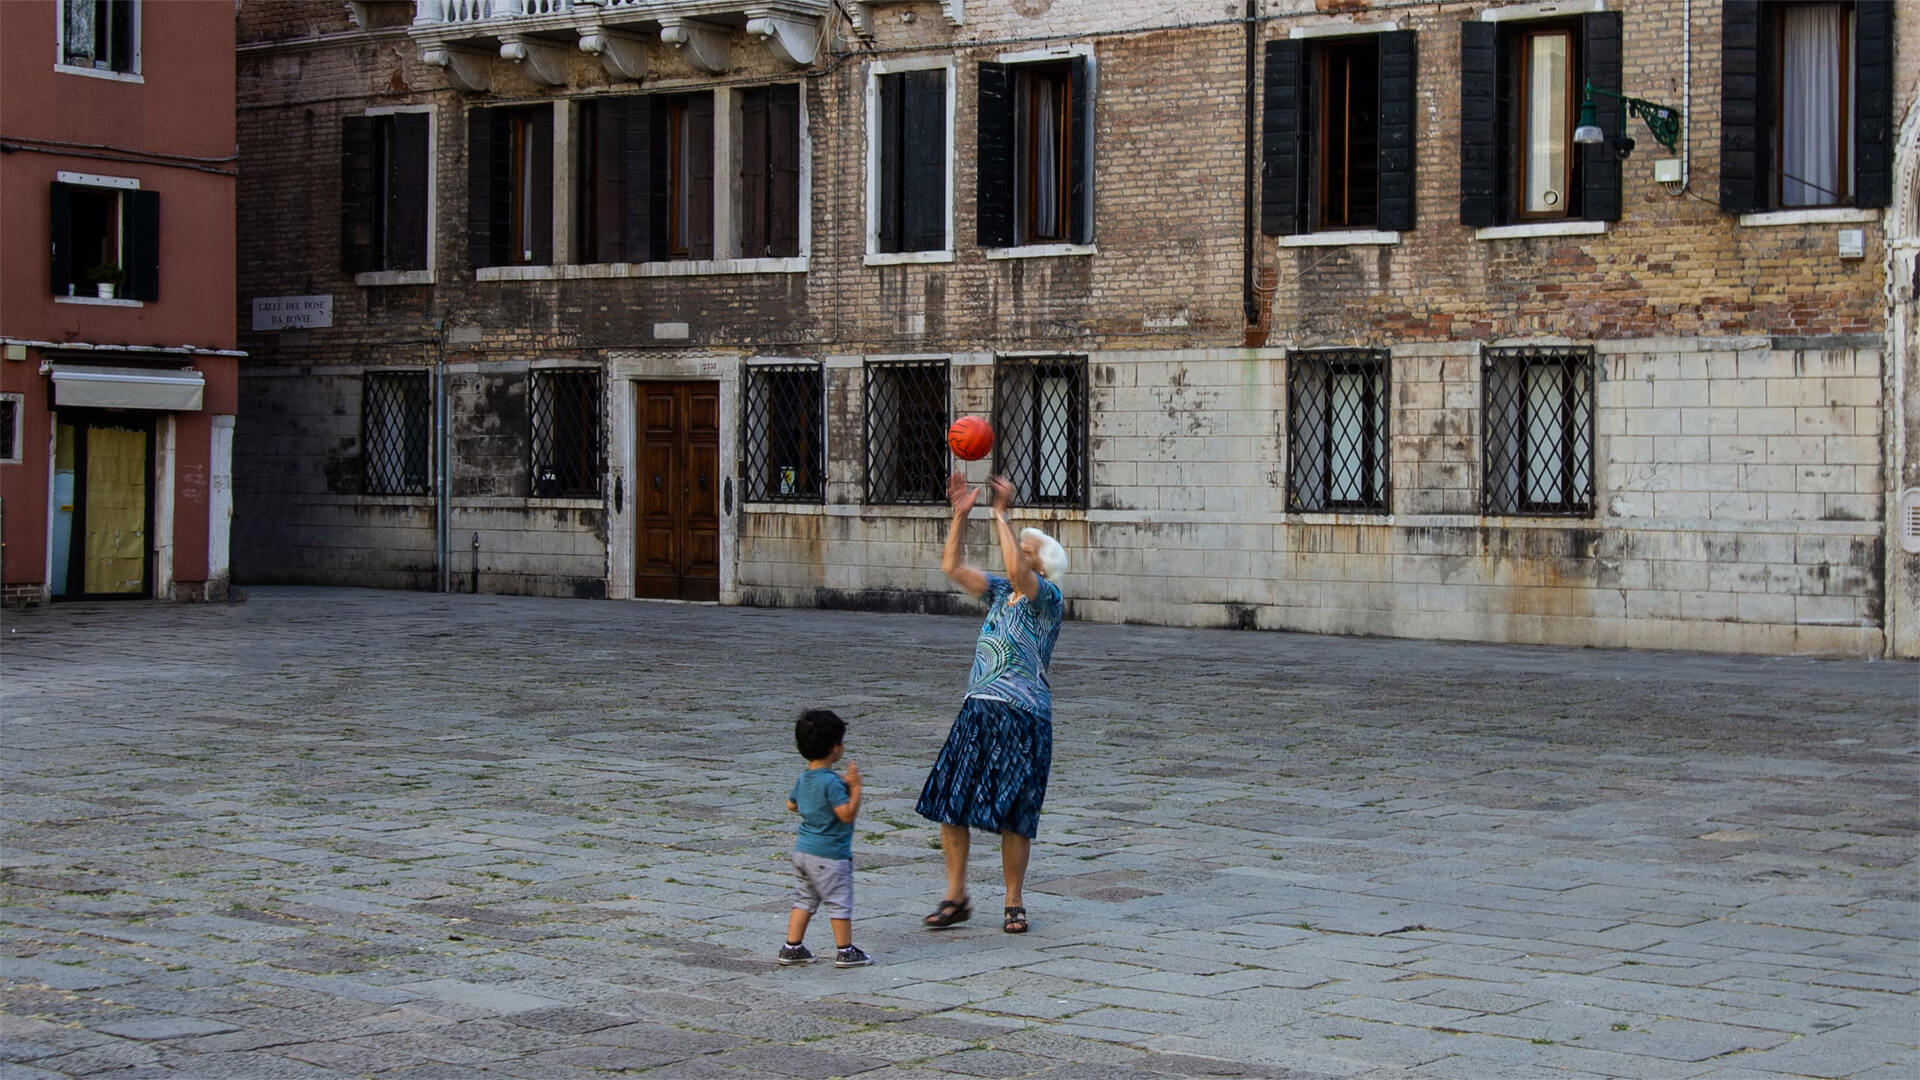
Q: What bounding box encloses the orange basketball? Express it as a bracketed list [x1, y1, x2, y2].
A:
[947, 415, 994, 461]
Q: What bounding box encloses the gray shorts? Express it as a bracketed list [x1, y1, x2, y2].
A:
[791, 851, 854, 920]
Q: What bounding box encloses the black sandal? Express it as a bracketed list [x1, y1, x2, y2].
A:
[1003, 906, 1028, 934]
[923, 897, 972, 929]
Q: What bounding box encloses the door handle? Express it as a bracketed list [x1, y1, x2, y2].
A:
[653, 473, 664, 491]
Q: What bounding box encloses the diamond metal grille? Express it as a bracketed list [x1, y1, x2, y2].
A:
[993, 356, 1088, 509]
[1483, 346, 1594, 515]
[742, 363, 824, 502]
[864, 360, 949, 504]
[1288, 349, 1390, 512]
[362, 370, 431, 496]
[530, 368, 603, 498]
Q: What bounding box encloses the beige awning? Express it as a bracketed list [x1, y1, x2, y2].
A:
[49, 364, 204, 411]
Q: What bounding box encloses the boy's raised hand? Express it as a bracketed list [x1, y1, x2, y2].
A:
[843, 760, 861, 787]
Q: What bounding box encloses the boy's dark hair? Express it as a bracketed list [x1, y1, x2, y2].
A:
[795, 709, 846, 761]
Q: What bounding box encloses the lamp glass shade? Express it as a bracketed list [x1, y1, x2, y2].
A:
[1573, 96, 1602, 144]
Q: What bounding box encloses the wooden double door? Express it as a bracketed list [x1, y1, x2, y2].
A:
[634, 382, 720, 601]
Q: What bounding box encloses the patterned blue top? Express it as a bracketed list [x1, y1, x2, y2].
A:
[790, 768, 853, 860]
[964, 574, 1064, 716]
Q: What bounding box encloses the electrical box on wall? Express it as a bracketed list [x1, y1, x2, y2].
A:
[1838, 230, 1866, 260]
[1653, 158, 1683, 183]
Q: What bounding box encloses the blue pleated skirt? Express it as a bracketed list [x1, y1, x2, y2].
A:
[915, 697, 1053, 839]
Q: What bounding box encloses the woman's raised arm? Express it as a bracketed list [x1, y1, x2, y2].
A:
[989, 475, 1040, 601]
[942, 473, 990, 597]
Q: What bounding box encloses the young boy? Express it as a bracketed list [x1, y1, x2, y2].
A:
[779, 708, 871, 968]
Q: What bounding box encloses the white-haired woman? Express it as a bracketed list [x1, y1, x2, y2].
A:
[916, 472, 1068, 935]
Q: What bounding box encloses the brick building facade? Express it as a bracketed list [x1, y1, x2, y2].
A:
[231, 0, 1919, 657]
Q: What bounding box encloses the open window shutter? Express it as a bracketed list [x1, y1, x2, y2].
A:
[1459, 21, 1499, 227]
[878, 74, 904, 252]
[646, 98, 671, 261]
[123, 189, 160, 302]
[50, 182, 72, 296]
[340, 115, 377, 273]
[976, 62, 1014, 247]
[625, 99, 655, 262]
[689, 93, 715, 260]
[1580, 11, 1623, 222]
[1719, 1, 1766, 214]
[768, 84, 801, 257]
[740, 88, 770, 257]
[530, 105, 554, 265]
[592, 98, 629, 262]
[1854, 0, 1893, 209]
[1069, 57, 1093, 244]
[903, 69, 946, 252]
[1376, 32, 1417, 233]
[467, 108, 496, 266]
[390, 112, 430, 271]
[1260, 39, 1306, 236]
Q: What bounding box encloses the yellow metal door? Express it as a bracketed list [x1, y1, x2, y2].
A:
[82, 425, 148, 595]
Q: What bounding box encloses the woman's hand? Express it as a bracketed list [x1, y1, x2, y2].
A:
[989, 474, 1014, 514]
[948, 472, 980, 514]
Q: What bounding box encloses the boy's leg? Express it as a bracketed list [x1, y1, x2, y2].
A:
[829, 917, 853, 948]
[940, 824, 971, 901]
[786, 907, 812, 945]
[1000, 831, 1030, 909]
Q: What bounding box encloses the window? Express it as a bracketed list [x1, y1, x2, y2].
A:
[572, 93, 726, 263]
[529, 368, 602, 498]
[864, 360, 948, 504]
[1483, 346, 1594, 516]
[469, 105, 552, 267]
[992, 357, 1087, 508]
[0, 395, 21, 465]
[362, 371, 431, 496]
[342, 112, 431, 275]
[870, 65, 950, 256]
[49, 177, 158, 301]
[1720, 1, 1894, 213]
[978, 55, 1094, 247]
[1459, 13, 1621, 227]
[738, 85, 803, 259]
[61, 0, 136, 74]
[742, 363, 824, 502]
[1288, 349, 1390, 512]
[1262, 31, 1417, 235]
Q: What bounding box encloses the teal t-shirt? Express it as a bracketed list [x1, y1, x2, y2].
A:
[791, 768, 853, 860]
[964, 575, 1064, 715]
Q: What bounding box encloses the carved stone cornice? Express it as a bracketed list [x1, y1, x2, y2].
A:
[499, 35, 570, 85]
[658, 18, 730, 74]
[421, 43, 493, 92]
[577, 26, 648, 81]
[745, 10, 820, 67]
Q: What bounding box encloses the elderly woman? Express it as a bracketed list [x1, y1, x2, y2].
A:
[916, 472, 1068, 935]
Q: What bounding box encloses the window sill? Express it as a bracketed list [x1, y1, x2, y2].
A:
[356, 270, 435, 287]
[1473, 220, 1608, 241]
[863, 250, 956, 267]
[455, 496, 604, 510]
[743, 501, 828, 512]
[476, 257, 807, 281]
[984, 243, 1097, 260]
[54, 63, 143, 84]
[55, 295, 143, 308]
[1280, 230, 1402, 248]
[1738, 208, 1878, 228]
[1287, 510, 1393, 524]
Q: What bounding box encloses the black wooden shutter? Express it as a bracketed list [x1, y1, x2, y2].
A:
[123, 189, 160, 302]
[1719, 1, 1766, 213]
[1854, 0, 1893, 209]
[1376, 31, 1417, 232]
[1069, 57, 1093, 244]
[591, 98, 629, 262]
[1260, 39, 1306, 236]
[390, 112, 430, 271]
[903, 69, 946, 252]
[879, 73, 904, 252]
[49, 182, 72, 296]
[767, 84, 801, 257]
[1459, 21, 1499, 227]
[740, 87, 770, 257]
[646, 98, 671, 261]
[1580, 11, 1623, 222]
[625, 99, 655, 262]
[689, 93, 715, 260]
[976, 62, 1014, 247]
[341, 115, 377, 273]
[467, 108, 497, 266]
[530, 105, 554, 265]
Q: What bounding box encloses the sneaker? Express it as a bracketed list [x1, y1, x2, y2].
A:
[776, 943, 815, 966]
[834, 945, 872, 968]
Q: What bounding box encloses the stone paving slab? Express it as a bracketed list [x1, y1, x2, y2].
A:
[2, 586, 1916, 1079]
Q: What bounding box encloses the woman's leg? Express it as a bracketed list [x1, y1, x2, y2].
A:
[1000, 830, 1030, 909]
[941, 823, 971, 901]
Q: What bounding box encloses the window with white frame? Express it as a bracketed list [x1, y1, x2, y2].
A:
[0, 395, 22, 465]
[864, 360, 949, 504]
[978, 51, 1095, 248]
[1288, 349, 1390, 512]
[342, 110, 432, 275]
[1262, 30, 1418, 236]
[741, 362, 824, 502]
[61, 0, 137, 74]
[992, 356, 1087, 508]
[469, 105, 553, 267]
[869, 62, 951, 256]
[50, 174, 158, 301]
[362, 370, 431, 496]
[1482, 345, 1594, 516]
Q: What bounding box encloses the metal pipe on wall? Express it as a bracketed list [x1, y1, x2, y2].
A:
[1241, 2, 1259, 328]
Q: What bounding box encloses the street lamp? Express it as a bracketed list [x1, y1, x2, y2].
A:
[1573, 81, 1682, 159]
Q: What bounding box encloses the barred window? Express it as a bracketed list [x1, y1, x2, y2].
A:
[1288, 349, 1390, 512]
[864, 360, 948, 504]
[1483, 345, 1594, 515]
[742, 362, 824, 502]
[992, 356, 1087, 508]
[530, 368, 603, 498]
[362, 371, 430, 495]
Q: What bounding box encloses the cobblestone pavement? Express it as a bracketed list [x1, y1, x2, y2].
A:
[2, 587, 1916, 1080]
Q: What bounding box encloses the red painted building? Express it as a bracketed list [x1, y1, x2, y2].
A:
[1, 0, 240, 604]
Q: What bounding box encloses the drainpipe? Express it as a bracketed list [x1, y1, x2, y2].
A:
[434, 318, 450, 593]
[1242, 2, 1260, 328]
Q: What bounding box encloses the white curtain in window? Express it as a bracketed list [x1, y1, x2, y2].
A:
[1038, 373, 1070, 498]
[1329, 370, 1366, 503]
[1524, 34, 1569, 214]
[65, 0, 98, 64]
[1780, 4, 1846, 207]
[1523, 365, 1566, 504]
[1033, 81, 1059, 239]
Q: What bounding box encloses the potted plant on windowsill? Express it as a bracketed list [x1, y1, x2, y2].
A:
[84, 263, 125, 300]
